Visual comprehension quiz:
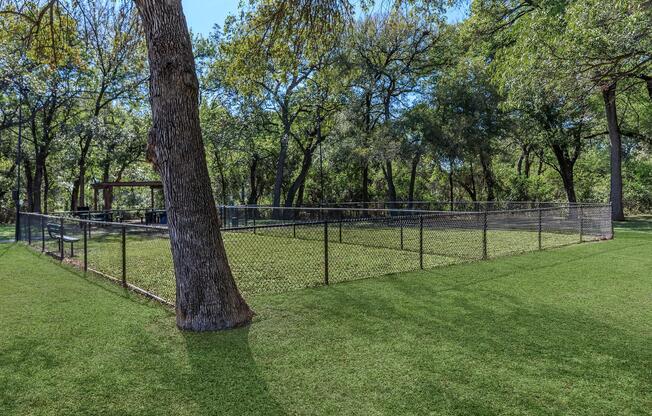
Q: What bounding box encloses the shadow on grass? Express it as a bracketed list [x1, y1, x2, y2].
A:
[615, 215, 652, 232]
[179, 328, 287, 415]
[284, 246, 651, 414]
[319, 291, 646, 413]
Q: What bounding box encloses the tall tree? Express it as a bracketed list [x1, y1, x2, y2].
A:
[134, 0, 253, 331]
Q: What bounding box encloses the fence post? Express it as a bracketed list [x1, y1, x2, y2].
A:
[538, 207, 543, 250]
[610, 202, 614, 239]
[253, 213, 256, 234]
[579, 205, 584, 243]
[419, 216, 423, 270]
[324, 221, 329, 285]
[339, 219, 342, 243]
[400, 221, 404, 250]
[59, 217, 64, 260]
[27, 215, 31, 245]
[83, 222, 88, 272]
[41, 216, 45, 252]
[121, 225, 127, 287]
[482, 210, 488, 260]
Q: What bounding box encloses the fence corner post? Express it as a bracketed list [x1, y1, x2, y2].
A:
[419, 215, 423, 269]
[41, 215, 45, 252]
[579, 205, 584, 243]
[339, 219, 342, 243]
[538, 207, 543, 250]
[59, 216, 64, 260]
[324, 220, 329, 285]
[121, 225, 127, 287]
[83, 222, 88, 272]
[482, 209, 488, 260]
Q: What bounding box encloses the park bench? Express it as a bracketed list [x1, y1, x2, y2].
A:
[47, 222, 80, 257]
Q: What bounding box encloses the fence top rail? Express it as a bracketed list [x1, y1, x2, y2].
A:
[21, 203, 611, 234]
[311, 200, 609, 206]
[223, 202, 609, 209]
[50, 201, 611, 218]
[53, 207, 162, 216]
[21, 212, 169, 231]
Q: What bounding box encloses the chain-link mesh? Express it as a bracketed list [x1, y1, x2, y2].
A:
[487, 208, 540, 257]
[223, 222, 325, 295]
[121, 224, 175, 302]
[17, 203, 612, 306]
[85, 220, 124, 282]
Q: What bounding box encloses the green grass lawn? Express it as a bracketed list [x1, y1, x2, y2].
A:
[0, 224, 14, 240]
[1, 220, 649, 415]
[73, 225, 583, 302]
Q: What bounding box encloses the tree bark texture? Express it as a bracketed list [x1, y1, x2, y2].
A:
[272, 129, 290, 208]
[602, 83, 624, 220]
[407, 151, 421, 210]
[551, 144, 578, 203]
[135, 0, 253, 331]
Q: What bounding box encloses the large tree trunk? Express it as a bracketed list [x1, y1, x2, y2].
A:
[602, 83, 624, 220]
[135, 0, 252, 331]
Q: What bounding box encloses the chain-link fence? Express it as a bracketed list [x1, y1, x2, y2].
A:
[18, 203, 612, 305]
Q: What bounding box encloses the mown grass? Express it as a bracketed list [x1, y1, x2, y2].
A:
[77, 225, 581, 302]
[0, 220, 649, 415]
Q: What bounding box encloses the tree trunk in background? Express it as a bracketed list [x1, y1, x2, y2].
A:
[550, 144, 578, 203]
[285, 147, 313, 207]
[448, 168, 454, 211]
[383, 160, 397, 206]
[407, 151, 420, 210]
[31, 153, 46, 213]
[71, 179, 80, 211]
[135, 0, 253, 331]
[272, 128, 290, 208]
[480, 151, 495, 201]
[641, 75, 652, 101]
[296, 181, 305, 207]
[524, 147, 532, 178]
[43, 164, 49, 214]
[602, 83, 624, 220]
[247, 155, 259, 205]
[361, 163, 369, 207]
[24, 159, 34, 212]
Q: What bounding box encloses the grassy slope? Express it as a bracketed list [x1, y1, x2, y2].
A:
[0, 222, 650, 415]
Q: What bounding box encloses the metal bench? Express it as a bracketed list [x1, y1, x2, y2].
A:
[47, 223, 80, 257]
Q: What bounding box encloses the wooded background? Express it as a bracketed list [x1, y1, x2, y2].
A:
[1, 0, 650, 222]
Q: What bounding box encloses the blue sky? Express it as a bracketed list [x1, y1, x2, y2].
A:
[182, 0, 469, 36]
